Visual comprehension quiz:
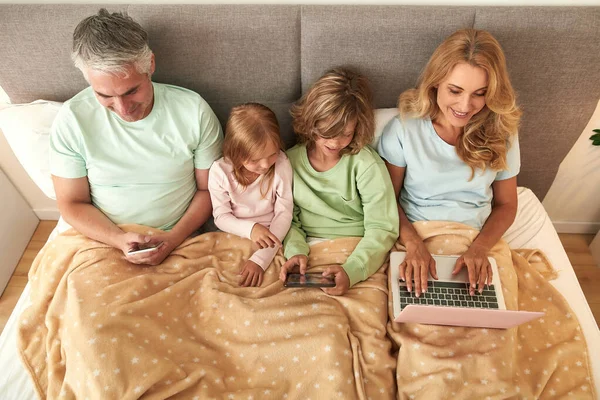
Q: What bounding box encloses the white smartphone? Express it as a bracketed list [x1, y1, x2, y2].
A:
[127, 242, 163, 255]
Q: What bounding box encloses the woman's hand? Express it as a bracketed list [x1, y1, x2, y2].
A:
[121, 231, 183, 266]
[279, 255, 308, 282]
[321, 265, 350, 296]
[251, 224, 281, 249]
[452, 242, 492, 295]
[240, 260, 265, 287]
[401, 240, 438, 297]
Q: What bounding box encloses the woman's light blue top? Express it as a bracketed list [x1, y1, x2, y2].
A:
[377, 116, 520, 229]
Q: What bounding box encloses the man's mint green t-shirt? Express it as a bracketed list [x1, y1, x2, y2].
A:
[283, 144, 399, 287]
[50, 83, 223, 230]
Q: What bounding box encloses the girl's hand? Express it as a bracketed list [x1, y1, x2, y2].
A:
[452, 243, 492, 295]
[279, 255, 308, 282]
[321, 265, 350, 296]
[240, 260, 265, 287]
[401, 240, 438, 297]
[250, 224, 281, 249]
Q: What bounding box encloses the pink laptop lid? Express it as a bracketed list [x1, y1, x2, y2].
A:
[395, 305, 544, 329]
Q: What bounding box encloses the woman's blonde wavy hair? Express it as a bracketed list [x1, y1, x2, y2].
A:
[223, 103, 283, 198]
[399, 28, 522, 177]
[291, 67, 374, 156]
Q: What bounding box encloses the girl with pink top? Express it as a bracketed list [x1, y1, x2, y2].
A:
[208, 103, 294, 287]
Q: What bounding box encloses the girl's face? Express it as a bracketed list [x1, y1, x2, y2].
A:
[242, 139, 279, 176]
[435, 62, 488, 128]
[313, 119, 356, 158]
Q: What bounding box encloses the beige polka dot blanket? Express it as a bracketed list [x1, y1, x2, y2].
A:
[388, 221, 596, 400]
[18, 225, 396, 399]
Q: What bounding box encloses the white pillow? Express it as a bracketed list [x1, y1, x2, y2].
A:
[0, 100, 62, 200]
[372, 108, 398, 149]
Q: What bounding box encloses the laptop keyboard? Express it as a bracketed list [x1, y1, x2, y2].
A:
[398, 280, 499, 310]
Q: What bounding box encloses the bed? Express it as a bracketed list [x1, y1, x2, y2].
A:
[0, 4, 599, 400]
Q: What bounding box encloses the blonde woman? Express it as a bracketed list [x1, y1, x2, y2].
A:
[280, 67, 399, 296]
[378, 29, 522, 297]
[208, 103, 293, 287]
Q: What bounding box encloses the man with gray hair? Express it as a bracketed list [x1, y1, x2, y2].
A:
[50, 9, 223, 265]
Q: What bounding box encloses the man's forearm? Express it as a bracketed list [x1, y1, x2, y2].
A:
[59, 202, 125, 248]
[60, 189, 212, 250]
[170, 190, 213, 242]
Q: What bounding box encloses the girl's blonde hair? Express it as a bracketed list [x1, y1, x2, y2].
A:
[399, 28, 522, 176]
[223, 103, 283, 197]
[291, 67, 374, 155]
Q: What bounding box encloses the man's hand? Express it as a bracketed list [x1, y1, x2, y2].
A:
[279, 255, 308, 282]
[321, 265, 350, 296]
[239, 260, 265, 287]
[251, 224, 281, 249]
[121, 231, 185, 266]
[118, 231, 154, 257]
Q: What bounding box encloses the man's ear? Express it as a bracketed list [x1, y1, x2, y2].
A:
[149, 53, 156, 76]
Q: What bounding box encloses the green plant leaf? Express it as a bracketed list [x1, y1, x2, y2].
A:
[593, 140, 600, 146]
[593, 128, 600, 133]
[590, 133, 600, 141]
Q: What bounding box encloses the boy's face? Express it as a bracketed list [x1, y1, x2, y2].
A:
[313, 119, 356, 157]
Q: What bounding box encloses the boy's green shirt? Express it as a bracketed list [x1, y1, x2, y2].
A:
[284, 144, 399, 287]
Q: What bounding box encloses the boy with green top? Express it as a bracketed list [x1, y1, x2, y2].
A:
[280, 68, 399, 295]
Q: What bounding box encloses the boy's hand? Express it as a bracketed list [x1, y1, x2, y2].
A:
[279, 255, 308, 282]
[321, 265, 350, 296]
[250, 224, 281, 249]
[240, 260, 265, 287]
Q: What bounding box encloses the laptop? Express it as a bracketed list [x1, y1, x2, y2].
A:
[390, 252, 544, 329]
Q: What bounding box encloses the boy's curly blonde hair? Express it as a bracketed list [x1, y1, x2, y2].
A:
[291, 67, 374, 155]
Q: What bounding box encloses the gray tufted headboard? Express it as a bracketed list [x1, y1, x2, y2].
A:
[0, 4, 598, 199]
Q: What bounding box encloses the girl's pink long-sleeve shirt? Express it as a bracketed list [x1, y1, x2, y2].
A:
[208, 151, 293, 270]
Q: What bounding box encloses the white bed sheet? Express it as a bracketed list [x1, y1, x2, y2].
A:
[1, 188, 598, 399]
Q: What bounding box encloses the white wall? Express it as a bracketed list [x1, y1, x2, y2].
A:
[543, 100, 600, 234]
[0, 86, 9, 104]
[0, 169, 38, 294]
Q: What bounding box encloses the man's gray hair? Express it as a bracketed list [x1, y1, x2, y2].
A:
[72, 9, 153, 79]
